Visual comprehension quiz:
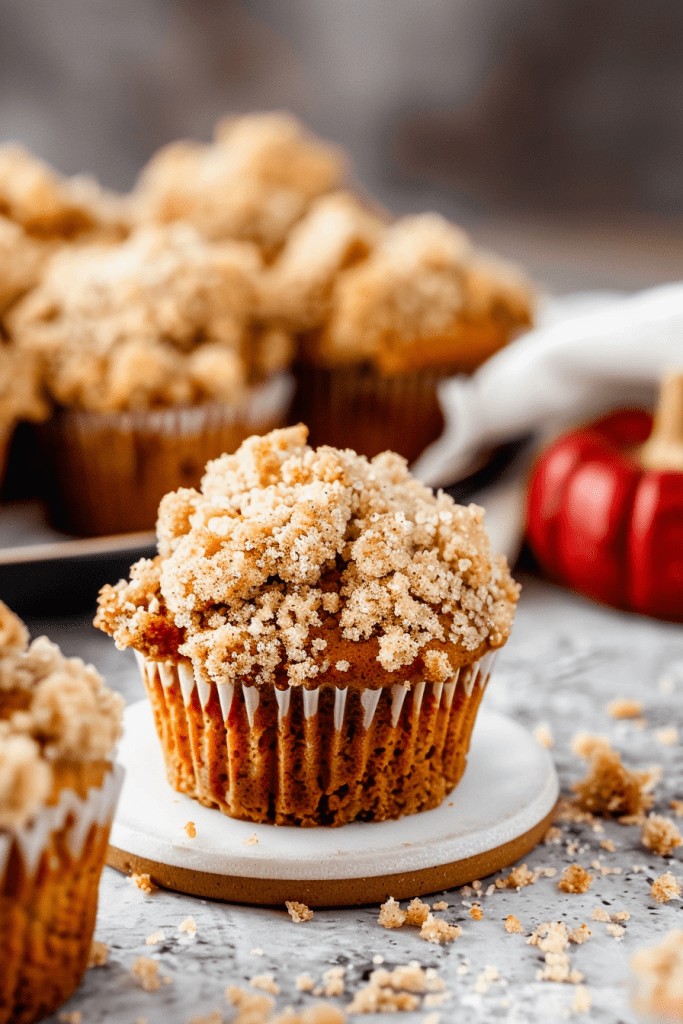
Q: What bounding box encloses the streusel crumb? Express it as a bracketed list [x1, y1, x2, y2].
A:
[346, 963, 445, 1014]
[225, 986, 275, 1024]
[534, 723, 554, 748]
[641, 814, 683, 856]
[250, 974, 280, 996]
[179, 917, 197, 935]
[432, 901, 449, 911]
[569, 925, 591, 945]
[606, 923, 626, 939]
[404, 898, 431, 926]
[131, 956, 161, 992]
[59, 1013, 82, 1024]
[286, 900, 314, 923]
[670, 799, 683, 817]
[505, 915, 525, 934]
[88, 940, 109, 968]
[419, 914, 462, 945]
[322, 966, 345, 996]
[651, 871, 682, 903]
[605, 698, 643, 719]
[378, 896, 407, 930]
[571, 734, 657, 818]
[500, 863, 535, 889]
[655, 727, 679, 746]
[242, 833, 259, 846]
[571, 986, 592, 1015]
[558, 865, 594, 894]
[630, 931, 683, 1020]
[184, 821, 197, 839]
[470, 904, 483, 920]
[146, 930, 165, 945]
[592, 908, 611, 922]
[129, 872, 157, 894]
[296, 974, 315, 992]
[97, 425, 519, 688]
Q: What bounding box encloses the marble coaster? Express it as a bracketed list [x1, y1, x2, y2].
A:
[108, 701, 558, 906]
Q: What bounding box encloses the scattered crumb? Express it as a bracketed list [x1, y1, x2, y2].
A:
[372, 955, 384, 965]
[632, 864, 648, 873]
[655, 727, 679, 747]
[346, 963, 447, 1014]
[186, 1013, 222, 1024]
[606, 923, 626, 940]
[225, 986, 275, 1024]
[528, 921, 570, 954]
[249, 974, 280, 996]
[424, 1014, 441, 1024]
[419, 914, 462, 945]
[500, 863, 535, 889]
[59, 1013, 81, 1024]
[296, 974, 315, 992]
[183, 821, 197, 839]
[651, 871, 682, 904]
[554, 797, 601, 831]
[630, 930, 683, 1020]
[600, 839, 616, 852]
[670, 799, 683, 818]
[473, 965, 499, 995]
[129, 872, 157, 894]
[505, 915, 525, 934]
[544, 826, 563, 845]
[286, 900, 314, 923]
[88, 940, 109, 968]
[131, 956, 161, 992]
[642, 814, 683, 857]
[179, 917, 197, 936]
[591, 859, 622, 877]
[558, 865, 594, 894]
[537, 953, 584, 985]
[470, 904, 483, 921]
[322, 966, 345, 996]
[571, 985, 592, 1015]
[592, 908, 611, 922]
[251, 948, 264, 956]
[485, 884, 496, 896]
[146, 929, 165, 946]
[613, 910, 630, 921]
[570, 735, 658, 819]
[432, 901, 448, 911]
[378, 896, 407, 929]
[568, 925, 591, 945]
[534, 723, 554, 748]
[533, 866, 558, 881]
[606, 698, 643, 719]
[472, 880, 482, 891]
[456, 961, 470, 976]
[423, 992, 451, 1008]
[242, 833, 258, 846]
[405, 898, 431, 926]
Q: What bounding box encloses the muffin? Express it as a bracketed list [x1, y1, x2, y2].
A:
[0, 601, 124, 1024]
[8, 222, 294, 535]
[133, 111, 346, 261]
[95, 424, 519, 827]
[288, 212, 534, 462]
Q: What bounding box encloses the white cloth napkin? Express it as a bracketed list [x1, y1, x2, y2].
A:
[411, 283, 683, 488]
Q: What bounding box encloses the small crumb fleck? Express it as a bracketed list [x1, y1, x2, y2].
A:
[569, 925, 591, 945]
[630, 930, 683, 1019]
[473, 965, 499, 995]
[571, 985, 592, 1015]
[372, 955, 384, 964]
[178, 917, 197, 936]
[606, 923, 626, 940]
[378, 896, 407, 929]
[613, 911, 630, 922]
[592, 908, 611, 922]
[419, 914, 462, 945]
[131, 956, 161, 992]
[183, 821, 197, 839]
[250, 973, 280, 995]
[432, 901, 448, 911]
[456, 961, 470, 976]
[606, 698, 643, 719]
[651, 870, 682, 903]
[285, 900, 313, 923]
[424, 1013, 441, 1024]
[146, 929, 165, 945]
[501, 863, 535, 888]
[405, 897, 431, 926]
[544, 826, 563, 845]
[670, 799, 683, 818]
[242, 833, 258, 846]
[470, 904, 483, 921]
[88, 940, 109, 968]
[600, 839, 616, 852]
[225, 986, 275, 1023]
[296, 974, 315, 992]
[655, 727, 679, 746]
[129, 872, 157, 894]
[505, 915, 525, 934]
[59, 1013, 81, 1024]
[642, 814, 683, 857]
[558, 865, 594, 894]
[251, 948, 263, 956]
[534, 722, 554, 748]
[322, 966, 345, 996]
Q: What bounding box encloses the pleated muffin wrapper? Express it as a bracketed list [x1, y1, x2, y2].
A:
[39, 371, 294, 536]
[135, 649, 497, 827]
[0, 762, 124, 1024]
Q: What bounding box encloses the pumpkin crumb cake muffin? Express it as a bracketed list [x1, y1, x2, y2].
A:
[0, 601, 124, 1024]
[96, 425, 519, 827]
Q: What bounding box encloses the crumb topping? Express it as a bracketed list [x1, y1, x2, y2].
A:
[95, 426, 518, 686]
[135, 112, 345, 256]
[9, 223, 260, 413]
[320, 213, 533, 374]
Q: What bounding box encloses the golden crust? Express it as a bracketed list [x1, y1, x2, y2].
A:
[8, 224, 260, 412]
[95, 425, 519, 688]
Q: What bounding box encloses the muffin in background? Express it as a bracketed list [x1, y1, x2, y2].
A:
[133, 111, 346, 260]
[95, 425, 519, 827]
[8, 222, 294, 536]
[290, 212, 534, 462]
[0, 601, 124, 1024]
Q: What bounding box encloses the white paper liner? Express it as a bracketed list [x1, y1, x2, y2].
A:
[0, 763, 124, 880]
[135, 649, 498, 731]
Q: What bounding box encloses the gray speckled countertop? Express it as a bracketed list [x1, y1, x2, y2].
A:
[29, 573, 683, 1024]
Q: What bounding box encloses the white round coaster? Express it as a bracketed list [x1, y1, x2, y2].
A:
[108, 701, 558, 905]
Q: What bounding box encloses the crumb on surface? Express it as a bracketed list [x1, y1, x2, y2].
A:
[655, 727, 679, 746]
[569, 925, 592, 945]
[419, 913, 462, 945]
[242, 833, 259, 846]
[606, 923, 626, 940]
[470, 904, 483, 921]
[251, 948, 264, 956]
[432, 901, 448, 911]
[322, 966, 345, 996]
[225, 985, 275, 1024]
[249, 974, 280, 996]
[378, 896, 407, 930]
[505, 914, 525, 934]
[88, 940, 109, 968]
[129, 872, 157, 894]
[544, 826, 563, 845]
[473, 965, 500, 995]
[404, 898, 431, 926]
[558, 865, 594, 894]
[178, 917, 197, 936]
[571, 985, 592, 1015]
[670, 799, 683, 818]
[346, 963, 446, 1014]
[642, 814, 683, 857]
[651, 871, 682, 904]
[500, 863, 535, 889]
[570, 735, 658, 819]
[184, 821, 197, 839]
[534, 722, 554, 748]
[131, 956, 161, 992]
[286, 900, 314, 923]
[592, 907, 611, 922]
[600, 839, 616, 852]
[630, 930, 683, 1020]
[606, 698, 643, 719]
[296, 974, 315, 992]
[59, 1013, 82, 1023]
[146, 929, 165, 945]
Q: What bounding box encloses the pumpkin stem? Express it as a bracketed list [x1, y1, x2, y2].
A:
[641, 370, 683, 471]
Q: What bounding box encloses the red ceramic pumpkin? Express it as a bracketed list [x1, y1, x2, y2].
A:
[526, 406, 683, 621]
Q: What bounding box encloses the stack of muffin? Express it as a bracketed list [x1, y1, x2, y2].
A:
[0, 113, 534, 536]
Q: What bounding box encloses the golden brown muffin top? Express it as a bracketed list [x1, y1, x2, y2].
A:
[96, 426, 519, 689]
[317, 213, 534, 373]
[7, 223, 280, 413]
[0, 602, 124, 829]
[134, 112, 346, 257]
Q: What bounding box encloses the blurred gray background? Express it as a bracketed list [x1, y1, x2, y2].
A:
[2, 0, 683, 290]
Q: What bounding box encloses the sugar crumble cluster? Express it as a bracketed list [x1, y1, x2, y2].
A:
[96, 425, 519, 688]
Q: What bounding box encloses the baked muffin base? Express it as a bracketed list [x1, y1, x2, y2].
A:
[135, 652, 496, 827]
